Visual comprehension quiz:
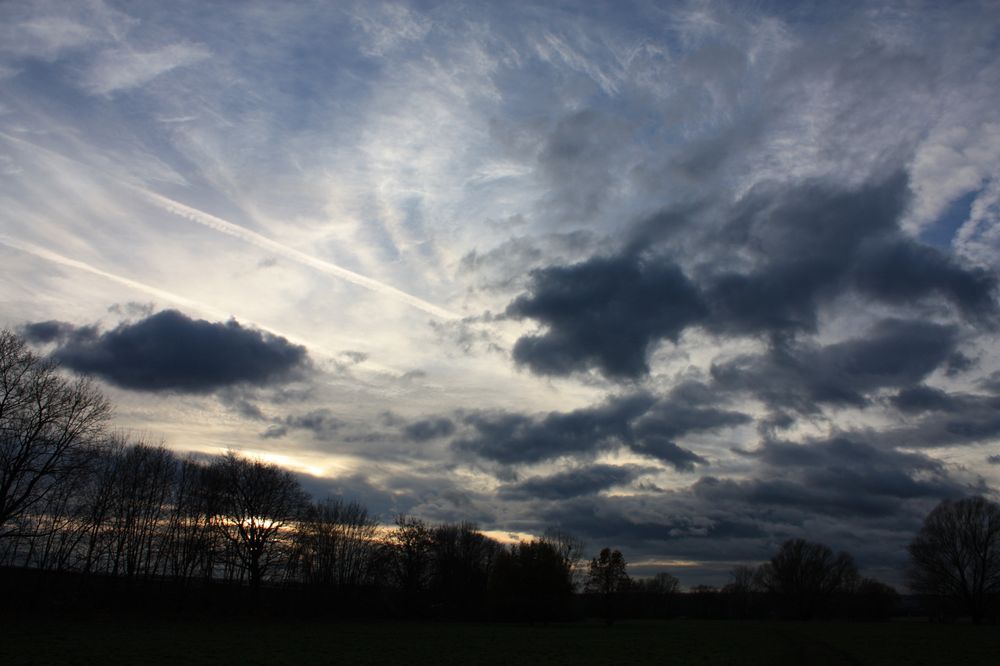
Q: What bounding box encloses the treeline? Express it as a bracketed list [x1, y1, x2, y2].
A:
[578, 542, 902, 625]
[0, 436, 904, 622]
[0, 439, 586, 620]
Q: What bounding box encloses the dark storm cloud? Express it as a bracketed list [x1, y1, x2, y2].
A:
[531, 495, 770, 564]
[691, 474, 936, 520]
[276, 409, 344, 441]
[743, 437, 962, 510]
[261, 424, 288, 439]
[403, 417, 456, 442]
[875, 390, 1000, 448]
[711, 319, 959, 412]
[738, 437, 962, 514]
[945, 351, 976, 376]
[293, 471, 404, 520]
[455, 382, 746, 469]
[851, 239, 997, 321]
[39, 309, 308, 392]
[215, 389, 342, 441]
[293, 465, 501, 525]
[629, 437, 708, 471]
[890, 385, 960, 413]
[703, 174, 909, 335]
[629, 381, 750, 469]
[455, 392, 654, 465]
[20, 320, 80, 343]
[505, 175, 996, 381]
[506, 255, 706, 378]
[499, 464, 653, 500]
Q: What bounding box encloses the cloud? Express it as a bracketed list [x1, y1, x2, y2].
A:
[702, 174, 909, 335]
[890, 385, 960, 414]
[507, 255, 706, 379]
[535, 109, 635, 224]
[697, 437, 965, 519]
[403, 417, 456, 442]
[455, 393, 654, 465]
[874, 390, 1000, 448]
[455, 383, 745, 469]
[629, 382, 750, 469]
[83, 42, 210, 95]
[499, 464, 654, 500]
[851, 239, 997, 322]
[39, 309, 308, 393]
[712, 319, 961, 413]
[20, 319, 80, 344]
[506, 175, 996, 381]
[276, 409, 345, 441]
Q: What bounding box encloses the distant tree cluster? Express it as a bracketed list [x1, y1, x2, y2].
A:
[2, 328, 998, 623]
[0, 429, 585, 618]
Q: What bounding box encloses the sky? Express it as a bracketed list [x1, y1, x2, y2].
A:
[2, 0, 1000, 586]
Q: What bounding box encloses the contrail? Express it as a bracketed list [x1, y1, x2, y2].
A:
[0, 234, 225, 318]
[136, 188, 460, 320]
[0, 130, 460, 320]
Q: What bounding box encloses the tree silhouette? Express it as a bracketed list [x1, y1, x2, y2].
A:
[209, 451, 307, 602]
[908, 496, 1000, 624]
[385, 514, 434, 614]
[757, 538, 857, 619]
[490, 538, 575, 623]
[0, 330, 110, 540]
[297, 497, 377, 591]
[427, 521, 501, 617]
[850, 577, 899, 620]
[585, 547, 630, 624]
[722, 564, 761, 618]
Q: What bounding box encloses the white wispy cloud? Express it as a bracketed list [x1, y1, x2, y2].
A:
[83, 42, 211, 94]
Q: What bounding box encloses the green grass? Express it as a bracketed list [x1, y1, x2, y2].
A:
[2, 616, 998, 665]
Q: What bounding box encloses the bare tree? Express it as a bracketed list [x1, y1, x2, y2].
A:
[544, 527, 586, 589]
[160, 456, 223, 584]
[0, 329, 110, 539]
[104, 441, 177, 580]
[427, 521, 501, 617]
[850, 577, 899, 620]
[297, 497, 377, 590]
[585, 547, 630, 624]
[628, 572, 680, 618]
[209, 451, 307, 600]
[385, 514, 434, 613]
[722, 564, 761, 618]
[757, 538, 858, 619]
[908, 496, 1000, 624]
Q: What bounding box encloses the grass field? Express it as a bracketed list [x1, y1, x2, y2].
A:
[2, 615, 998, 665]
